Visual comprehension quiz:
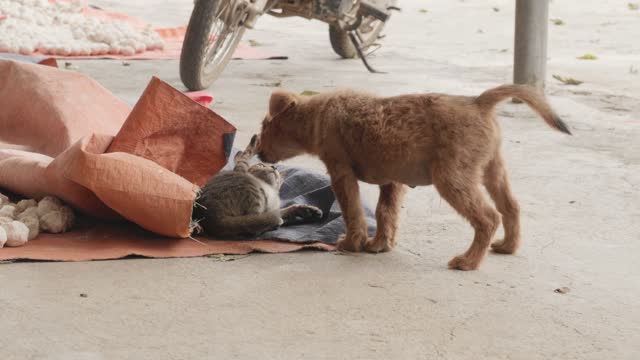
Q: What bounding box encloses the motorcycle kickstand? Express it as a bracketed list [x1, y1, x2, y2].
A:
[348, 31, 387, 74]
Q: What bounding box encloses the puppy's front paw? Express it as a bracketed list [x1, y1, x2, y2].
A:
[491, 238, 518, 254]
[363, 237, 392, 253]
[448, 254, 481, 271]
[336, 233, 364, 252]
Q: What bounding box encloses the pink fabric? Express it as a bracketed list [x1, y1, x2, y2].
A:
[0, 222, 335, 262]
[28, 26, 283, 60]
[185, 91, 214, 107]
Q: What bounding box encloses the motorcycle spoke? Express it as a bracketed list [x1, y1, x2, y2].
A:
[202, 0, 247, 69]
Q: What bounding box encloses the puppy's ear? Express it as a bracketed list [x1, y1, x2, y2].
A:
[269, 90, 298, 116]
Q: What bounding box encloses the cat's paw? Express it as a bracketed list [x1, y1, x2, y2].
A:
[302, 206, 323, 220]
[267, 218, 284, 232]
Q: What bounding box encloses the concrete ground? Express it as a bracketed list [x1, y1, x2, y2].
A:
[1, 0, 639, 359]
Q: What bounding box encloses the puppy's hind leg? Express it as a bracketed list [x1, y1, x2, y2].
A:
[433, 168, 500, 271]
[483, 154, 521, 254]
[364, 182, 406, 253]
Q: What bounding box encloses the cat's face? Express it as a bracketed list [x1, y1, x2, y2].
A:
[248, 163, 283, 190]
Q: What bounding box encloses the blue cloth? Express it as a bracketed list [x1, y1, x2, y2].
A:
[0, 53, 52, 65]
[222, 149, 376, 244]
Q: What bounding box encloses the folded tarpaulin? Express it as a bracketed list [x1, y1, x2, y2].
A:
[0, 58, 376, 262]
[0, 59, 235, 237]
[0, 154, 375, 261]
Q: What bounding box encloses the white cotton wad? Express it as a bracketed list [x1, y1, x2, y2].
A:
[0, 205, 16, 219]
[0, 216, 13, 225]
[0, 193, 8, 206]
[15, 199, 37, 214]
[37, 196, 62, 217]
[0, 0, 164, 56]
[40, 206, 75, 233]
[17, 206, 38, 221]
[0, 226, 6, 248]
[20, 216, 40, 241]
[1, 221, 29, 247]
[0, 195, 76, 241]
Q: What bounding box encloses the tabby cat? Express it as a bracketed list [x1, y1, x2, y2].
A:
[194, 136, 323, 238]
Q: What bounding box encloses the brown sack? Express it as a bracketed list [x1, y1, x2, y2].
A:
[63, 134, 199, 238]
[0, 149, 52, 199]
[46, 135, 122, 219]
[0, 135, 200, 237]
[107, 77, 236, 186]
[0, 147, 121, 220]
[0, 59, 130, 157]
[0, 61, 232, 237]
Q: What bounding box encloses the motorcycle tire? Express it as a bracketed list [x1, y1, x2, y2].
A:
[180, 0, 246, 90]
[329, 17, 387, 59]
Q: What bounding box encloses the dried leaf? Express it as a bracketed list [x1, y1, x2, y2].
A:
[333, 250, 358, 256]
[577, 54, 598, 60]
[551, 18, 565, 25]
[207, 254, 250, 262]
[368, 283, 385, 289]
[553, 74, 583, 85]
[554, 287, 570, 294]
[258, 80, 282, 87]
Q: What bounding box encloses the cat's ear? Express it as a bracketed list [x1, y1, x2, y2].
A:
[269, 90, 298, 117]
[234, 150, 245, 162]
[244, 134, 259, 155]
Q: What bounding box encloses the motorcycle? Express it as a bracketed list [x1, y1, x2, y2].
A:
[179, 0, 399, 91]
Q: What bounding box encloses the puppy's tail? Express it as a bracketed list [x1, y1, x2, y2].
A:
[474, 84, 572, 135]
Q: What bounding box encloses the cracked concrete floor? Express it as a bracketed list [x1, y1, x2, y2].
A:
[1, 0, 639, 359]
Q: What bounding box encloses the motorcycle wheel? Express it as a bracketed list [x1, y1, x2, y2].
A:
[180, 0, 248, 90]
[329, 15, 388, 59]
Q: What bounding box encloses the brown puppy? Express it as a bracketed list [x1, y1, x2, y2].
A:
[256, 84, 571, 270]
